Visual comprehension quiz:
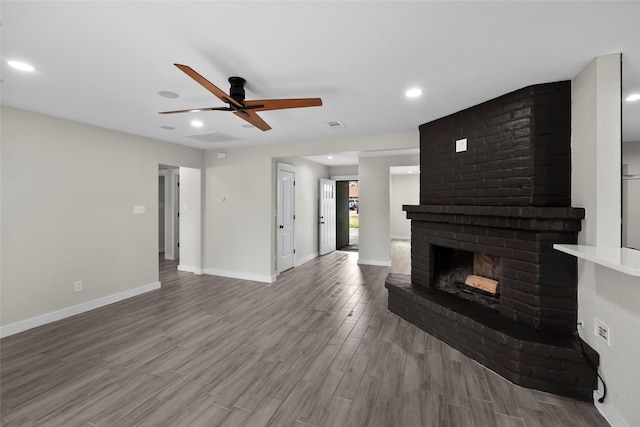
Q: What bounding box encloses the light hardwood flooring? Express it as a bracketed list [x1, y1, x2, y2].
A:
[1, 245, 609, 426]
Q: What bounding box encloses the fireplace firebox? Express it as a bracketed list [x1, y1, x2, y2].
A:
[432, 247, 500, 311]
[386, 81, 599, 401]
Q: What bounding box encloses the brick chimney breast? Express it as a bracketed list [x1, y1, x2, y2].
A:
[387, 81, 598, 401]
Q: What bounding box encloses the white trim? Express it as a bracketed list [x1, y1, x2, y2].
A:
[0, 282, 161, 338]
[330, 174, 359, 181]
[178, 264, 203, 275]
[391, 235, 411, 240]
[594, 391, 630, 427]
[357, 258, 392, 267]
[295, 252, 318, 267]
[203, 268, 275, 283]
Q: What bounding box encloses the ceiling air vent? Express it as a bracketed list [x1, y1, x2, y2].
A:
[327, 120, 345, 128]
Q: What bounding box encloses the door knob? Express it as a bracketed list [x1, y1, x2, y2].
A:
[279, 225, 284, 229]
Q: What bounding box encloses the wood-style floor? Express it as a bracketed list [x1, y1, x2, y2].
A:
[1, 244, 609, 426]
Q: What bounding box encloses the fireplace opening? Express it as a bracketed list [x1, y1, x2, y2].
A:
[433, 246, 500, 311]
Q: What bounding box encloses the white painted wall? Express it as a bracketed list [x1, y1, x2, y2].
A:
[358, 154, 420, 266]
[622, 141, 640, 249]
[390, 173, 419, 239]
[0, 106, 203, 332]
[178, 167, 202, 274]
[202, 132, 418, 281]
[573, 54, 622, 247]
[203, 153, 274, 282]
[329, 165, 358, 177]
[572, 54, 640, 427]
[1, 108, 416, 331]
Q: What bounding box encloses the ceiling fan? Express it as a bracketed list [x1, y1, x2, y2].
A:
[159, 64, 323, 131]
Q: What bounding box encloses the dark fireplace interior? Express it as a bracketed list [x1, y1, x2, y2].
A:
[386, 81, 599, 401]
[434, 247, 500, 311]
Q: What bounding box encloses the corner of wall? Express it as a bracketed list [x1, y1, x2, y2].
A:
[572, 54, 640, 427]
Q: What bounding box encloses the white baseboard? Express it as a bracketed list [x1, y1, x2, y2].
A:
[295, 252, 318, 267]
[178, 264, 203, 275]
[203, 268, 275, 283]
[358, 258, 392, 267]
[391, 235, 411, 240]
[594, 391, 630, 427]
[0, 282, 161, 338]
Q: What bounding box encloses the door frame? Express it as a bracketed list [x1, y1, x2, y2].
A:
[161, 167, 180, 261]
[335, 180, 350, 249]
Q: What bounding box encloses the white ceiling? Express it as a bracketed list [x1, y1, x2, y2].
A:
[2, 1, 639, 158]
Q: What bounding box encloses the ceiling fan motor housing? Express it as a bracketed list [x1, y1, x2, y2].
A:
[228, 77, 246, 104]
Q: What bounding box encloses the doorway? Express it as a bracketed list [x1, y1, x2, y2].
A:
[337, 180, 359, 251]
[158, 165, 202, 277]
[159, 166, 180, 262]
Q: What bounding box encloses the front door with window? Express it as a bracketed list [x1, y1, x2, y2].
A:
[319, 178, 336, 255]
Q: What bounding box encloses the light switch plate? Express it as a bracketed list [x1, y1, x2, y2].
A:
[456, 138, 468, 153]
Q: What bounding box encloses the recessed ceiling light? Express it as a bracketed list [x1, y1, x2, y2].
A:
[8, 60, 35, 72]
[405, 88, 422, 98]
[158, 91, 179, 99]
[328, 156, 334, 159]
[190, 120, 204, 128]
[625, 93, 640, 102]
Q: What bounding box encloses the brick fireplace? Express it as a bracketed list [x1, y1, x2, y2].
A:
[386, 81, 599, 400]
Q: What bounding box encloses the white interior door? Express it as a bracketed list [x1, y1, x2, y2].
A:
[319, 178, 336, 255]
[277, 164, 296, 273]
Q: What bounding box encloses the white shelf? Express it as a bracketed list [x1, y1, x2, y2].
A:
[553, 244, 640, 276]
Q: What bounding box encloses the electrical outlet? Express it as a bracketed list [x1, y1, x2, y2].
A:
[594, 318, 611, 346]
[74, 281, 83, 292]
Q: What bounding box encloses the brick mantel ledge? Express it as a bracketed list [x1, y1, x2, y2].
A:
[403, 205, 585, 233]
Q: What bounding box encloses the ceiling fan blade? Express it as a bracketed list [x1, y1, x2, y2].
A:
[159, 106, 233, 114]
[244, 98, 322, 112]
[234, 110, 272, 131]
[174, 64, 243, 108]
